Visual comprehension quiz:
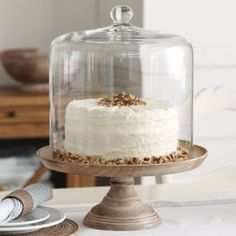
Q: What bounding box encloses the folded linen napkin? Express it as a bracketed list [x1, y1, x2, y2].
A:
[0, 184, 53, 223]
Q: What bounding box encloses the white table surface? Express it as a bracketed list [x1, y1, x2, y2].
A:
[0, 166, 235, 204]
[0, 166, 236, 235]
[52, 177, 236, 236]
[52, 181, 235, 205]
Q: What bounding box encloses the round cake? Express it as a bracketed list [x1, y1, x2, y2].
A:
[63, 93, 179, 161]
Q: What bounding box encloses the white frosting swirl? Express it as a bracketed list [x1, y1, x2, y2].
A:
[64, 99, 179, 159]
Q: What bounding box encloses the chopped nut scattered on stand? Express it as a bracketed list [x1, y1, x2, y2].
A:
[53, 147, 189, 166]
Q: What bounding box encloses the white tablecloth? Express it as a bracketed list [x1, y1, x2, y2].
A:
[55, 199, 236, 236]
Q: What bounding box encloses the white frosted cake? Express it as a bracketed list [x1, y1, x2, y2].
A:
[64, 93, 179, 160]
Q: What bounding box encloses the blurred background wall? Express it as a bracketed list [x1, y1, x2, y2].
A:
[0, 0, 143, 189]
[0, 0, 142, 86]
[0, 0, 235, 186]
[143, 0, 236, 179]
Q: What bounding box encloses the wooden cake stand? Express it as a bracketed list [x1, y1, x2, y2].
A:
[37, 143, 207, 231]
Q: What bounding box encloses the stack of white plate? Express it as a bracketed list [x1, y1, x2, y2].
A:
[0, 206, 65, 234]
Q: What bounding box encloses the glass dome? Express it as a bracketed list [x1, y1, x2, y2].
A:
[50, 5, 193, 165]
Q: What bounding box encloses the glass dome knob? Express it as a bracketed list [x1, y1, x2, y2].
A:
[110, 5, 133, 24]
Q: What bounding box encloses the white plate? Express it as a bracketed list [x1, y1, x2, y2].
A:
[0, 206, 50, 227]
[0, 206, 66, 233]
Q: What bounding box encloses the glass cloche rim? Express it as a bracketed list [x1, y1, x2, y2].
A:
[51, 5, 191, 47]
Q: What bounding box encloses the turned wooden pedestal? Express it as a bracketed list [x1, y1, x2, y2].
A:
[37, 143, 207, 231]
[83, 177, 161, 230]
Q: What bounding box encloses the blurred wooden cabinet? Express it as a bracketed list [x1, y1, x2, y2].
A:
[0, 87, 49, 139]
[0, 87, 94, 187]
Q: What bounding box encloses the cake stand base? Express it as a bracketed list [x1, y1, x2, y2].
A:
[83, 177, 161, 231]
[37, 143, 207, 231]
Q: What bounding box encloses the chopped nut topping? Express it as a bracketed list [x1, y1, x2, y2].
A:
[53, 147, 189, 166]
[97, 92, 147, 107]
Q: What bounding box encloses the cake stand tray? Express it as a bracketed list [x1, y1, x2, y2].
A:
[37, 144, 207, 231]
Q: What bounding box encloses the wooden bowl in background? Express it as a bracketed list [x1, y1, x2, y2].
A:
[1, 49, 49, 88]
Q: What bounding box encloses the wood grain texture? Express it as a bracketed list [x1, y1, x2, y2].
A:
[0, 107, 48, 124]
[0, 87, 49, 139]
[66, 174, 95, 188]
[0, 124, 49, 139]
[37, 143, 206, 230]
[37, 144, 207, 177]
[83, 177, 161, 230]
[0, 87, 94, 188]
